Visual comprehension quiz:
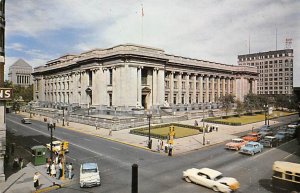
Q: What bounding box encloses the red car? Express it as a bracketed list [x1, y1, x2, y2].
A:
[242, 132, 261, 142]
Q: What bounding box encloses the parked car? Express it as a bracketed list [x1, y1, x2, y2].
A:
[275, 131, 289, 142]
[242, 132, 261, 142]
[21, 118, 32, 124]
[182, 167, 240, 193]
[225, 138, 247, 151]
[258, 128, 273, 139]
[260, 136, 278, 147]
[80, 163, 101, 188]
[286, 124, 298, 138]
[46, 140, 69, 153]
[239, 141, 263, 155]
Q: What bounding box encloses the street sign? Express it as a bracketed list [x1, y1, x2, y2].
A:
[0, 88, 12, 100]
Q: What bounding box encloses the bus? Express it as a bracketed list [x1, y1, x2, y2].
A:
[272, 161, 300, 191]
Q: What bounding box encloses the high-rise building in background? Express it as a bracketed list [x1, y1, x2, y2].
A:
[0, 0, 5, 182]
[238, 49, 293, 95]
[8, 59, 33, 87]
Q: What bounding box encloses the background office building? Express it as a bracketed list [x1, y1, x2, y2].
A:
[8, 59, 33, 87]
[32, 44, 258, 110]
[238, 49, 293, 95]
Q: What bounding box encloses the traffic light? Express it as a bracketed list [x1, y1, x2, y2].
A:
[60, 142, 64, 151]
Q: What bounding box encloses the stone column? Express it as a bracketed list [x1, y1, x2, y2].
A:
[157, 69, 165, 106]
[232, 78, 236, 97]
[178, 72, 182, 104]
[199, 75, 203, 103]
[170, 72, 174, 104]
[205, 76, 209, 103]
[192, 74, 197, 103]
[185, 73, 190, 104]
[217, 76, 221, 99]
[152, 68, 158, 105]
[222, 77, 226, 96]
[211, 76, 215, 102]
[226, 78, 231, 95]
[137, 67, 142, 106]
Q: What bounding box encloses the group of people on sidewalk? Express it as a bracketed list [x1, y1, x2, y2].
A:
[45, 154, 73, 180]
[194, 120, 219, 132]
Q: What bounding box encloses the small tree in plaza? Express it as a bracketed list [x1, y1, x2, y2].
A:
[235, 99, 244, 117]
[243, 93, 257, 114]
[219, 94, 235, 117]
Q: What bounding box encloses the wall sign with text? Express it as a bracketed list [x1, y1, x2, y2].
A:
[0, 88, 13, 100]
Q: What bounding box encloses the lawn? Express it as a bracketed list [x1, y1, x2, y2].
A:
[136, 126, 200, 138]
[208, 111, 295, 125]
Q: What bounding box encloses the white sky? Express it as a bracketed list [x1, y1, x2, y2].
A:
[5, 0, 300, 86]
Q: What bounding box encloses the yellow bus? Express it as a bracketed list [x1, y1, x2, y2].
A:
[272, 161, 300, 191]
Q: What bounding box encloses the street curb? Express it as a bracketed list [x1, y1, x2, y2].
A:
[33, 180, 72, 193]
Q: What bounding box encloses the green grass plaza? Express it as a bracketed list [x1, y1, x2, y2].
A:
[130, 111, 297, 139]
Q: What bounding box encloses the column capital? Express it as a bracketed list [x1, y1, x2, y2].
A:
[137, 66, 144, 69]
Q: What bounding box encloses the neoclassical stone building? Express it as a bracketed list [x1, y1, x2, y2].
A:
[8, 58, 33, 87]
[32, 44, 258, 110]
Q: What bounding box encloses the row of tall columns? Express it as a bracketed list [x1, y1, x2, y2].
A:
[137, 67, 142, 106]
[165, 72, 237, 104]
[17, 75, 30, 84]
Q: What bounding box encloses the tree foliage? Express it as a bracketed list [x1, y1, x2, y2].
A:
[235, 99, 244, 117]
[4, 80, 33, 102]
[219, 94, 235, 116]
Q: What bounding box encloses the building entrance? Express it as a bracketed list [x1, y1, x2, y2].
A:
[142, 94, 147, 109]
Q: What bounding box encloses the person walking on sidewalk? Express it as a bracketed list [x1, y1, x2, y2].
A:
[157, 139, 160, 152]
[50, 161, 56, 177]
[33, 172, 40, 190]
[57, 161, 62, 179]
[68, 163, 73, 179]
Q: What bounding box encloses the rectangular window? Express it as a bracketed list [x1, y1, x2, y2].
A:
[285, 171, 293, 180]
[109, 69, 113, 85]
[109, 94, 112, 106]
[89, 71, 92, 86]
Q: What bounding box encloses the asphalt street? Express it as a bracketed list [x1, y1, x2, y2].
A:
[6, 114, 300, 193]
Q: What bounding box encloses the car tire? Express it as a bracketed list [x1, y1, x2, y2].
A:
[212, 186, 219, 192]
[184, 177, 191, 183]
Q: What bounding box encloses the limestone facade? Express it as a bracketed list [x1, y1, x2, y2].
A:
[32, 44, 258, 110]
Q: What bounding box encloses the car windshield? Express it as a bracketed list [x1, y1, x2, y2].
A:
[82, 168, 97, 173]
[277, 132, 285, 136]
[215, 175, 224, 180]
[245, 144, 254, 148]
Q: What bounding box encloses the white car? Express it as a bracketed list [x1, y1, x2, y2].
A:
[46, 140, 69, 153]
[80, 163, 101, 188]
[183, 168, 240, 193]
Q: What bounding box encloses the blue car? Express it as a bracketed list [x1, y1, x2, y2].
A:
[239, 141, 263, 156]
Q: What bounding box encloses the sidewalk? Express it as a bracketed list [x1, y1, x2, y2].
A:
[18, 111, 299, 155]
[0, 163, 64, 193]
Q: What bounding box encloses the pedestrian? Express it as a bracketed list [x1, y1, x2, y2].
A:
[33, 172, 40, 190]
[19, 157, 24, 169]
[194, 120, 198, 126]
[160, 139, 164, 150]
[68, 163, 73, 179]
[46, 162, 50, 175]
[57, 161, 62, 179]
[168, 144, 173, 156]
[95, 122, 99, 130]
[50, 161, 56, 177]
[157, 139, 160, 152]
[55, 154, 59, 164]
[13, 157, 19, 169]
[109, 128, 112, 136]
[216, 126, 218, 132]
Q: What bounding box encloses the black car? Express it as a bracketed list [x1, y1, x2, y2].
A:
[21, 118, 32, 124]
[260, 136, 278, 147]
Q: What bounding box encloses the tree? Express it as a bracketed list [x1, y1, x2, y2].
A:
[243, 93, 257, 114]
[235, 99, 244, 117]
[219, 94, 235, 117]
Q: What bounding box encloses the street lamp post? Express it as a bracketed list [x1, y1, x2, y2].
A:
[29, 103, 32, 118]
[264, 104, 268, 126]
[147, 111, 152, 149]
[62, 106, 65, 126]
[47, 121, 56, 162]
